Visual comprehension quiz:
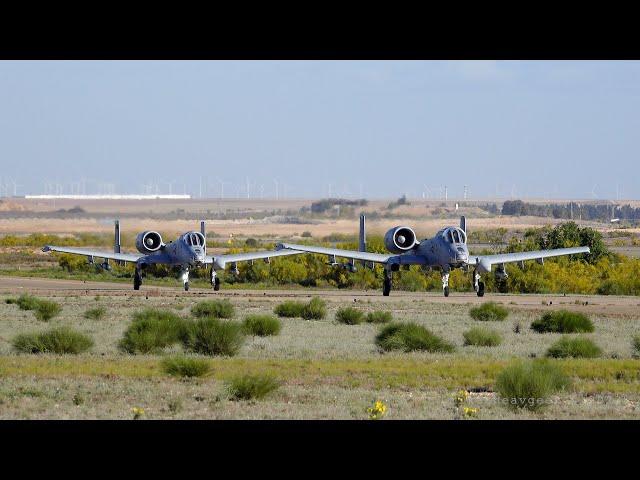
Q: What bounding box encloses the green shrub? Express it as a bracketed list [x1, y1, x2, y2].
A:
[161, 355, 211, 378]
[463, 327, 502, 347]
[495, 360, 571, 411]
[84, 306, 107, 320]
[633, 335, 640, 357]
[181, 317, 244, 356]
[335, 307, 365, 325]
[119, 308, 187, 354]
[191, 300, 235, 319]
[366, 311, 392, 324]
[302, 297, 326, 320]
[273, 301, 305, 318]
[16, 294, 40, 311]
[226, 373, 280, 401]
[34, 300, 62, 321]
[12, 327, 94, 354]
[5, 297, 17, 304]
[531, 310, 594, 333]
[375, 322, 455, 353]
[469, 302, 509, 321]
[242, 315, 282, 336]
[546, 336, 602, 358]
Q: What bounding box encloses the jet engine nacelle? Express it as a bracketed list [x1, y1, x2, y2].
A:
[135, 231, 164, 254]
[384, 226, 418, 253]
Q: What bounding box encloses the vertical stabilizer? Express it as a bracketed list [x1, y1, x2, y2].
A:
[200, 220, 206, 254]
[114, 220, 123, 266]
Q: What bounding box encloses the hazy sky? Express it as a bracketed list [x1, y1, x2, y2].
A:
[0, 60, 638, 200]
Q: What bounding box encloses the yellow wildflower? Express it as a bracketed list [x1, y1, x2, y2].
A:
[463, 406, 478, 418]
[366, 400, 387, 420]
[131, 407, 145, 420]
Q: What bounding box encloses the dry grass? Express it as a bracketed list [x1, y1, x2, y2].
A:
[0, 289, 639, 418]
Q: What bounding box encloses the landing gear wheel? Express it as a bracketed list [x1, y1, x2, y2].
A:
[477, 281, 485, 297]
[184, 282, 189, 292]
[383, 276, 391, 296]
[444, 286, 450, 297]
[134, 271, 142, 290]
[213, 277, 220, 291]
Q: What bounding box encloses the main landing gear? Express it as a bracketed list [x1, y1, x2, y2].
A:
[473, 269, 485, 297]
[210, 267, 220, 291]
[134, 265, 143, 290]
[383, 269, 392, 296]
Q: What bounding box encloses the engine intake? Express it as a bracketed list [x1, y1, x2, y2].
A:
[136, 231, 164, 254]
[384, 226, 418, 253]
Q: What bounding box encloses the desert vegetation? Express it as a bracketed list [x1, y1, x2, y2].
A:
[375, 322, 455, 353]
[13, 327, 94, 354]
[242, 315, 281, 336]
[495, 360, 571, 411]
[226, 373, 280, 401]
[469, 302, 509, 322]
[530, 311, 594, 334]
[463, 327, 502, 347]
[546, 336, 602, 358]
[161, 355, 211, 378]
[335, 307, 365, 325]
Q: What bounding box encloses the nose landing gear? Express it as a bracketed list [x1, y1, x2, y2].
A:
[181, 267, 190, 291]
[473, 269, 485, 297]
[441, 268, 450, 297]
[210, 267, 220, 291]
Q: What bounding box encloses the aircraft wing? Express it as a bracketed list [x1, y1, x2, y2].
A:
[468, 246, 590, 273]
[42, 245, 143, 263]
[207, 249, 303, 269]
[276, 242, 393, 264]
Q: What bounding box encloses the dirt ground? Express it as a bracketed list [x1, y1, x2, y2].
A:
[0, 276, 639, 419]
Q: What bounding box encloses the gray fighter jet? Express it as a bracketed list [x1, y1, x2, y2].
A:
[42, 220, 300, 291]
[276, 215, 590, 297]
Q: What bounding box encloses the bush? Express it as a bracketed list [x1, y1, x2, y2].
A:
[633, 335, 640, 357]
[84, 306, 107, 320]
[16, 294, 40, 311]
[335, 307, 365, 325]
[302, 297, 326, 320]
[242, 315, 282, 336]
[531, 310, 594, 333]
[161, 355, 211, 378]
[12, 327, 94, 354]
[226, 373, 280, 401]
[34, 300, 62, 321]
[375, 322, 455, 353]
[495, 360, 571, 411]
[463, 327, 502, 347]
[366, 311, 393, 324]
[119, 308, 187, 354]
[273, 301, 305, 318]
[181, 317, 244, 356]
[546, 336, 602, 358]
[469, 302, 509, 321]
[191, 300, 235, 319]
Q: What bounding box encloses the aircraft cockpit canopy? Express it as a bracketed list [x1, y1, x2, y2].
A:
[442, 227, 466, 244]
[185, 232, 206, 247]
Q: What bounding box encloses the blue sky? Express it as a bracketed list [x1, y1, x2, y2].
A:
[0, 60, 638, 200]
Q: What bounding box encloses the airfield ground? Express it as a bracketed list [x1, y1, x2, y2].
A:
[0, 277, 639, 419]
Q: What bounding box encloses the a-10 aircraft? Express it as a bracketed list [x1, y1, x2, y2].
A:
[42, 220, 300, 291]
[276, 215, 590, 297]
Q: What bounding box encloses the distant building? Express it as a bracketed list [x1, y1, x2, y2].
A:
[24, 194, 192, 200]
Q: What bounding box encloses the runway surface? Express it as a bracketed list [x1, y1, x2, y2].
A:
[1, 275, 638, 315]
